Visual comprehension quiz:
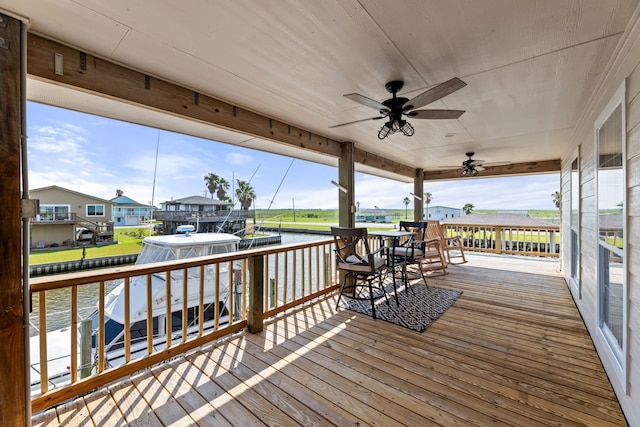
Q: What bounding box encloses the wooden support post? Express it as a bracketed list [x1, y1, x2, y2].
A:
[495, 226, 503, 254]
[338, 141, 355, 228]
[414, 169, 424, 221]
[247, 255, 264, 333]
[0, 13, 27, 426]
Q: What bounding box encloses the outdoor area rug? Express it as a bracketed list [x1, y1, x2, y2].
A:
[343, 283, 462, 332]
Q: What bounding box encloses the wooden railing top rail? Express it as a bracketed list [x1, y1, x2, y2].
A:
[442, 222, 559, 230]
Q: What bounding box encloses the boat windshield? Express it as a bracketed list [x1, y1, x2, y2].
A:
[136, 239, 238, 264]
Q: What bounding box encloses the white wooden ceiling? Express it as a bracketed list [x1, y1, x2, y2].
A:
[3, 0, 639, 181]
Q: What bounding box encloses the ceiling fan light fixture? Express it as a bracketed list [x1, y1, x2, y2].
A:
[400, 121, 414, 136]
[378, 122, 393, 139]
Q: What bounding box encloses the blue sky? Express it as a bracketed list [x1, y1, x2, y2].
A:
[27, 102, 560, 211]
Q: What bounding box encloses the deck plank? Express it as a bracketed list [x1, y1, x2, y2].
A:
[147, 362, 234, 427]
[82, 388, 127, 427]
[129, 366, 198, 426]
[31, 253, 627, 426]
[54, 395, 94, 426]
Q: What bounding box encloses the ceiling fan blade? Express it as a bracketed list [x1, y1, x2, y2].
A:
[344, 93, 388, 110]
[329, 116, 386, 128]
[469, 160, 485, 166]
[407, 109, 465, 119]
[403, 77, 467, 110]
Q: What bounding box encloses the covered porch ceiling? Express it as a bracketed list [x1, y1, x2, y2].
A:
[3, 0, 639, 182]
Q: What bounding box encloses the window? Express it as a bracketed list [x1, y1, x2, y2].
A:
[39, 204, 71, 221]
[570, 152, 580, 294]
[595, 81, 627, 391]
[87, 204, 105, 217]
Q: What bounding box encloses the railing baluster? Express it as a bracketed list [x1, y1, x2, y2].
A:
[182, 268, 188, 342]
[124, 277, 131, 363]
[146, 274, 153, 355]
[214, 264, 220, 330]
[227, 261, 234, 324]
[98, 281, 105, 373]
[38, 292, 48, 394]
[283, 252, 289, 304]
[198, 266, 204, 337]
[165, 271, 172, 348]
[274, 253, 279, 309]
[293, 250, 297, 300]
[301, 248, 306, 297]
[264, 254, 270, 311]
[70, 285, 78, 383]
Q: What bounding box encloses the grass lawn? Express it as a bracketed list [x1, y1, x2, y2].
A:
[29, 228, 148, 265]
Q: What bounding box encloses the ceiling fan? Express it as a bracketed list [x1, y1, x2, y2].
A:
[330, 77, 467, 139]
[442, 152, 511, 177]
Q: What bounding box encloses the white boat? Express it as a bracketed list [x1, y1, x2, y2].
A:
[30, 231, 242, 393]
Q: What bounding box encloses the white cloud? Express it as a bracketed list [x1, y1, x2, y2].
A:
[226, 152, 252, 166]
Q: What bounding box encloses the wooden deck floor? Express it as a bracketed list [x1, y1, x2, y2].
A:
[32, 254, 627, 426]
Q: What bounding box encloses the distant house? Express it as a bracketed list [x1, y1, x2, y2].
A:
[356, 208, 393, 223]
[425, 205, 462, 221]
[159, 195, 232, 212]
[156, 195, 247, 234]
[111, 195, 153, 226]
[30, 185, 114, 248]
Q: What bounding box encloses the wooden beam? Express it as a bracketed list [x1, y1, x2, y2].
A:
[354, 147, 415, 178]
[26, 34, 343, 158]
[0, 13, 27, 426]
[423, 159, 561, 181]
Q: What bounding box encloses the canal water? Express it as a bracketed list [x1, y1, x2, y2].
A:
[29, 233, 327, 337]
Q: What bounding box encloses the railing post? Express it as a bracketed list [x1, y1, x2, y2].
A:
[80, 318, 93, 379]
[550, 230, 556, 254]
[495, 226, 502, 254]
[248, 255, 264, 333]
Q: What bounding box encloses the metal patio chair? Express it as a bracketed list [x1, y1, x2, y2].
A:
[331, 227, 388, 319]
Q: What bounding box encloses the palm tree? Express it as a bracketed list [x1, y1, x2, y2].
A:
[423, 192, 432, 219]
[115, 189, 124, 197]
[216, 177, 230, 201]
[552, 191, 561, 209]
[403, 196, 410, 219]
[236, 179, 256, 210]
[462, 203, 474, 215]
[204, 173, 219, 198]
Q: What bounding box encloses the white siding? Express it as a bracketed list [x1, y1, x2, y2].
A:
[561, 11, 640, 425]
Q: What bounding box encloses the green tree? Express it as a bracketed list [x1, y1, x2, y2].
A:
[236, 179, 256, 210]
[204, 173, 220, 198]
[423, 192, 432, 219]
[115, 189, 124, 197]
[216, 177, 230, 201]
[403, 196, 410, 219]
[552, 191, 561, 209]
[462, 203, 474, 215]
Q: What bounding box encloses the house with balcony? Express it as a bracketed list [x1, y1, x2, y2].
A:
[3, 2, 640, 425]
[110, 194, 153, 226]
[156, 195, 248, 234]
[29, 185, 114, 248]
